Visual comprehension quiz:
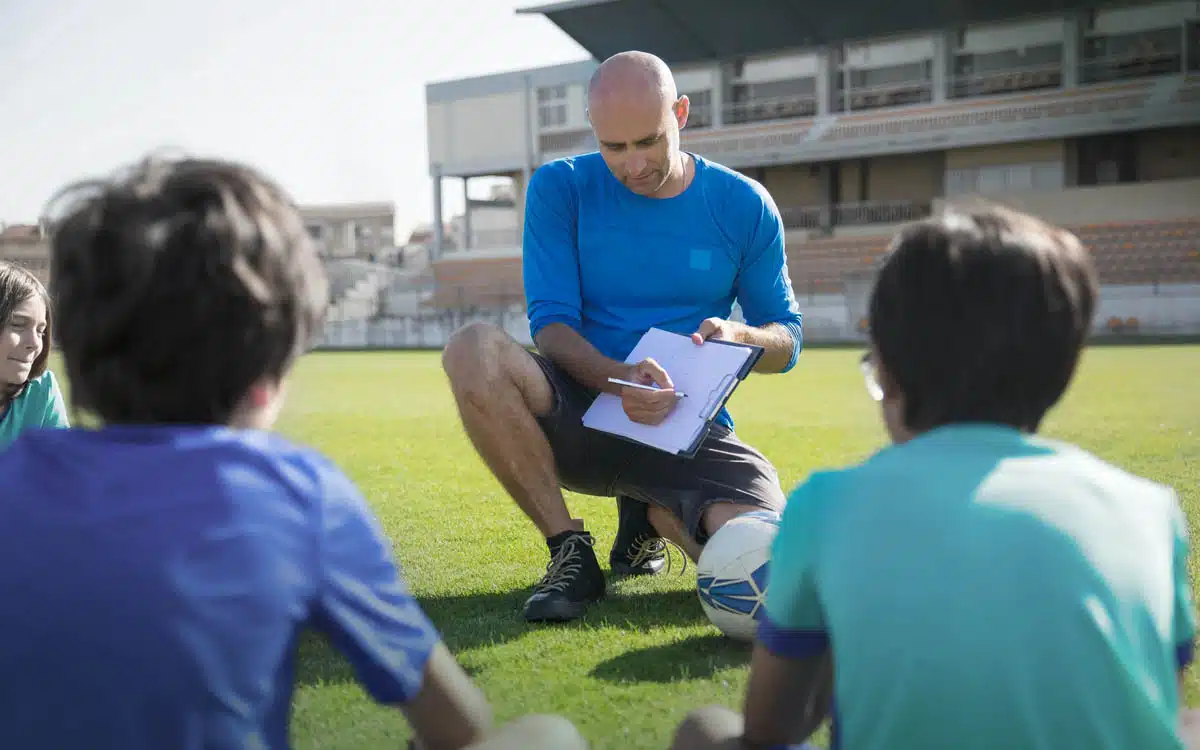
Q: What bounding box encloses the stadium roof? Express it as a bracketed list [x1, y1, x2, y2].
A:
[517, 0, 1117, 66]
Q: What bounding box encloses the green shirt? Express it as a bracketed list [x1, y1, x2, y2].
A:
[0, 371, 70, 449]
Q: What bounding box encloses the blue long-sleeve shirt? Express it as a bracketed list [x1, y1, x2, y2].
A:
[522, 152, 803, 428]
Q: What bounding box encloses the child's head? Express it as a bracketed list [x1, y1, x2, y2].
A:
[865, 205, 1098, 443]
[45, 155, 329, 429]
[0, 262, 52, 401]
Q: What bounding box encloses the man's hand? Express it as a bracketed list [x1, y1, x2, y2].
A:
[619, 358, 679, 426]
[691, 317, 744, 345]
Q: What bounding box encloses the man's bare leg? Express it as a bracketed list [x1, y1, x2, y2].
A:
[442, 321, 577, 537]
[442, 322, 605, 623]
[647, 506, 702, 563]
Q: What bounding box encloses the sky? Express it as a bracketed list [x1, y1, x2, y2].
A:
[0, 0, 588, 236]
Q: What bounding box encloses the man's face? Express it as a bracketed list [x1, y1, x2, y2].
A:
[589, 93, 688, 197]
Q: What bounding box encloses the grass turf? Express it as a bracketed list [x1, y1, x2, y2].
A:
[42, 344, 1200, 748]
[262, 344, 1200, 749]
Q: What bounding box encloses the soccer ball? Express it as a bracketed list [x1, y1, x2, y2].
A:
[696, 510, 781, 641]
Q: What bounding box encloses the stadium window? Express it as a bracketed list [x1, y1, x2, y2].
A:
[846, 60, 932, 110]
[1080, 27, 1183, 84]
[537, 85, 568, 129]
[950, 43, 1063, 99]
[683, 90, 713, 129]
[727, 78, 817, 125]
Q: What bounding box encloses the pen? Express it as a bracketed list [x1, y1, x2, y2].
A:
[607, 377, 687, 399]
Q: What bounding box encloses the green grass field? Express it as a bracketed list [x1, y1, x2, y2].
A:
[259, 344, 1200, 749]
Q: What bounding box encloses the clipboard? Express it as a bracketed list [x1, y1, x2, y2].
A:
[581, 329, 764, 459]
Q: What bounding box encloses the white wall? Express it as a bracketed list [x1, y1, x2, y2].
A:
[427, 92, 527, 166]
[845, 35, 935, 68]
[1091, 1, 1196, 35]
[739, 52, 819, 81]
[961, 17, 1066, 54]
[324, 283, 1200, 348]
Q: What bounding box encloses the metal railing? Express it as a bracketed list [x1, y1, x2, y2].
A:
[779, 200, 932, 230]
[724, 94, 819, 125]
[1079, 50, 1184, 84]
[949, 62, 1063, 99]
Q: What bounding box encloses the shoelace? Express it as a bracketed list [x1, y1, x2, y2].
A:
[626, 533, 689, 575]
[533, 534, 594, 594]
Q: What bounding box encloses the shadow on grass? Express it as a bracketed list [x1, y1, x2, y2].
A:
[296, 586, 713, 688]
[588, 633, 751, 684]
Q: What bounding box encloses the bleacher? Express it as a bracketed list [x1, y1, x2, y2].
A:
[429, 256, 525, 312]
[417, 218, 1200, 317]
[785, 218, 1200, 293]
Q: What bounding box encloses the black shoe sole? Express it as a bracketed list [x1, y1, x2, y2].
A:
[609, 558, 667, 577]
[523, 592, 604, 623]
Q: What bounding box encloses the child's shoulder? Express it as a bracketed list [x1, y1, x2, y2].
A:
[20, 370, 62, 399]
[210, 428, 355, 494]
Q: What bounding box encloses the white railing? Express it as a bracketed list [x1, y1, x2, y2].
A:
[724, 94, 818, 125]
[949, 62, 1063, 99]
[1080, 50, 1184, 84]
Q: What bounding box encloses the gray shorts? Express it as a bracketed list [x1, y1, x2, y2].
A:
[531, 353, 786, 544]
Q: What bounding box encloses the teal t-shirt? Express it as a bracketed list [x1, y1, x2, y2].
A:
[0, 371, 70, 449]
[760, 424, 1196, 750]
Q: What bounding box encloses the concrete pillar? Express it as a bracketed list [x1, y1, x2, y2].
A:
[932, 31, 950, 103]
[461, 177, 472, 251]
[816, 47, 832, 116]
[431, 165, 444, 260]
[1063, 14, 1081, 87]
[711, 62, 726, 128]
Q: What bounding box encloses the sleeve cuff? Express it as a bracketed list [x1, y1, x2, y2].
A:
[529, 314, 581, 340]
[757, 614, 828, 660]
[1177, 640, 1194, 669]
[778, 319, 803, 373]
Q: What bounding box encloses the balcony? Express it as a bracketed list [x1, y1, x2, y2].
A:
[949, 61, 1063, 100]
[1081, 28, 1186, 85]
[725, 93, 818, 125]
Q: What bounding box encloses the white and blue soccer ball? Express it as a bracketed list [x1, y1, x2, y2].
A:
[696, 510, 781, 642]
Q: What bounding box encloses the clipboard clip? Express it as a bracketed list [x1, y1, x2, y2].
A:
[700, 374, 737, 420]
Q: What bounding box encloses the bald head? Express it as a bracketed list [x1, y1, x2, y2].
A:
[587, 51, 678, 112]
[586, 50, 690, 198]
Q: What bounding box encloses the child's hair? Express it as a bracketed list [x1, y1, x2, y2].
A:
[868, 205, 1098, 434]
[0, 261, 53, 401]
[43, 155, 329, 425]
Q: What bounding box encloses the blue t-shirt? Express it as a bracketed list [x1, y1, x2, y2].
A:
[0, 426, 440, 750]
[0, 370, 70, 449]
[760, 424, 1196, 750]
[522, 151, 804, 427]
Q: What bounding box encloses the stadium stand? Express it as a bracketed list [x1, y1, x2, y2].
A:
[350, 2, 1200, 346]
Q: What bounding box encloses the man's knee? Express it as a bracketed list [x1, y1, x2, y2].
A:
[442, 321, 510, 388]
[671, 705, 742, 750]
[702, 502, 772, 540]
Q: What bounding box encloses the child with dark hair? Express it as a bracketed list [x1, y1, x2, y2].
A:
[0, 155, 585, 750]
[0, 260, 68, 448]
[671, 206, 1196, 750]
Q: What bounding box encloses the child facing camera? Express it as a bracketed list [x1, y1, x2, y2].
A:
[0, 155, 585, 750]
[672, 206, 1196, 750]
[0, 260, 69, 448]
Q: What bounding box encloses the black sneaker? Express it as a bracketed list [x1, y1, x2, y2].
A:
[523, 531, 606, 623]
[609, 496, 667, 576]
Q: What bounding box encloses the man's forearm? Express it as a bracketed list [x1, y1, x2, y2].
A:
[732, 322, 797, 374]
[534, 323, 628, 393]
